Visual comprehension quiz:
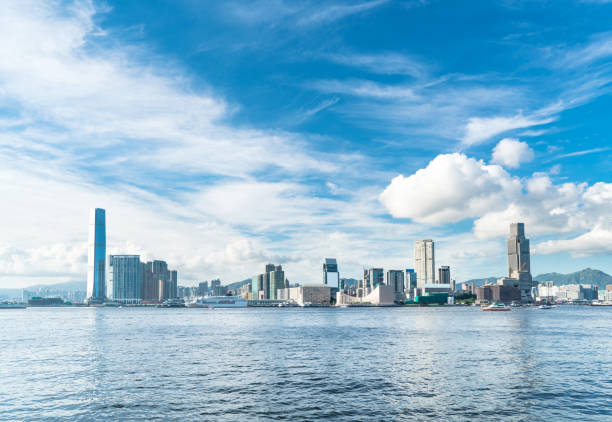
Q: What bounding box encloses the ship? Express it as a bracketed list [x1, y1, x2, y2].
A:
[188, 294, 247, 308]
[157, 298, 186, 308]
[482, 302, 512, 311]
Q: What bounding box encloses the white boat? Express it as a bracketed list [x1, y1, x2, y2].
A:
[189, 295, 247, 308]
[538, 304, 553, 309]
[482, 302, 511, 311]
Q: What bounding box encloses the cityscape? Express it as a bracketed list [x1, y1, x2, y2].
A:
[2, 1, 612, 420]
[8, 208, 611, 309]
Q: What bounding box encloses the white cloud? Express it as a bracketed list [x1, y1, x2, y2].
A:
[462, 114, 555, 145]
[323, 52, 427, 77]
[379, 153, 521, 224]
[536, 225, 612, 257]
[491, 138, 534, 168]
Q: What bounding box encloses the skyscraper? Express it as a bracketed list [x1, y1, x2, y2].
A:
[323, 258, 339, 288]
[438, 266, 450, 285]
[86, 208, 106, 304]
[405, 269, 417, 291]
[386, 270, 404, 293]
[109, 255, 141, 304]
[269, 265, 285, 300]
[367, 268, 384, 290]
[414, 239, 435, 288]
[507, 223, 534, 302]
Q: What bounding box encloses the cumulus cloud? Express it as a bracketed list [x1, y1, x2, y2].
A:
[380, 152, 612, 258]
[379, 153, 521, 224]
[491, 138, 534, 168]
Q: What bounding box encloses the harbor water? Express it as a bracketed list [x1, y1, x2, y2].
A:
[1, 306, 611, 421]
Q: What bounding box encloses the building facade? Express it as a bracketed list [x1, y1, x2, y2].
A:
[270, 265, 285, 300]
[323, 258, 339, 288]
[386, 270, 404, 293]
[506, 223, 534, 302]
[438, 266, 450, 285]
[414, 239, 435, 288]
[109, 255, 141, 304]
[86, 208, 106, 304]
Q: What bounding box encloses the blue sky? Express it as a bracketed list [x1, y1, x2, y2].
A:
[1, 0, 612, 287]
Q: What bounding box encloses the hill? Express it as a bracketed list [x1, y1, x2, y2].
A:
[458, 277, 500, 288]
[225, 279, 251, 292]
[534, 268, 612, 290]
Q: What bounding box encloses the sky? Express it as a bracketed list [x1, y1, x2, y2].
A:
[1, 0, 612, 288]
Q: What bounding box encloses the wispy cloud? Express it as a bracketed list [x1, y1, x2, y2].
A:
[546, 147, 611, 162]
[323, 51, 427, 77]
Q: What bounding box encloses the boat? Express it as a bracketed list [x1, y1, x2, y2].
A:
[189, 294, 247, 308]
[482, 302, 511, 311]
[158, 298, 186, 308]
[0, 302, 26, 309]
[510, 301, 521, 307]
[538, 304, 553, 309]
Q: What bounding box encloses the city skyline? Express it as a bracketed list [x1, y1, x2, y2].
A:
[2, 1, 612, 289]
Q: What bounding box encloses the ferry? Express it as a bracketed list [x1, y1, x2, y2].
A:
[482, 302, 511, 311]
[188, 295, 247, 308]
[0, 302, 26, 309]
[538, 304, 553, 309]
[158, 298, 186, 308]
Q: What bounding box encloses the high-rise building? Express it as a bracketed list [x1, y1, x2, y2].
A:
[87, 208, 106, 304]
[142, 261, 156, 300]
[386, 270, 404, 293]
[323, 258, 339, 288]
[506, 223, 534, 302]
[405, 269, 417, 290]
[252, 274, 264, 296]
[438, 266, 450, 285]
[414, 239, 435, 288]
[270, 265, 285, 300]
[109, 255, 141, 304]
[169, 270, 178, 298]
[367, 268, 384, 290]
[198, 281, 209, 296]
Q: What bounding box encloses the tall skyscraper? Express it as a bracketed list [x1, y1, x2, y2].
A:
[386, 270, 404, 293]
[438, 266, 450, 285]
[414, 239, 435, 288]
[323, 258, 339, 288]
[109, 255, 141, 304]
[86, 208, 106, 304]
[269, 265, 285, 300]
[405, 269, 417, 291]
[367, 268, 384, 290]
[507, 223, 534, 302]
[252, 274, 264, 297]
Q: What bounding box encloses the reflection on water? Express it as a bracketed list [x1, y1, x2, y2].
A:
[1, 306, 611, 421]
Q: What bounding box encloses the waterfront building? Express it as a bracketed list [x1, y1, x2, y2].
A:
[438, 266, 450, 285]
[252, 274, 264, 297]
[367, 268, 384, 291]
[210, 279, 224, 296]
[556, 284, 598, 301]
[270, 265, 285, 300]
[87, 208, 107, 304]
[323, 258, 339, 288]
[336, 284, 394, 306]
[507, 223, 534, 302]
[414, 239, 435, 288]
[387, 270, 404, 293]
[263, 263, 276, 299]
[405, 269, 417, 290]
[476, 284, 521, 304]
[198, 281, 209, 296]
[109, 255, 142, 304]
[287, 285, 332, 306]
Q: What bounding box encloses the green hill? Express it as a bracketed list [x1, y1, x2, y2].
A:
[534, 268, 612, 289]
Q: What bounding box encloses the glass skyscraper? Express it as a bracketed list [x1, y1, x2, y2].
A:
[87, 208, 106, 303]
[323, 258, 339, 288]
[109, 255, 142, 304]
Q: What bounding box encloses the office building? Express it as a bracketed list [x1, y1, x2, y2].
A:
[323, 258, 339, 288]
[414, 239, 435, 288]
[367, 268, 384, 291]
[386, 270, 404, 293]
[476, 284, 521, 304]
[270, 265, 285, 300]
[506, 223, 534, 302]
[210, 279, 224, 296]
[438, 266, 450, 285]
[87, 208, 107, 304]
[252, 274, 264, 296]
[169, 270, 178, 299]
[109, 255, 141, 304]
[198, 281, 209, 296]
